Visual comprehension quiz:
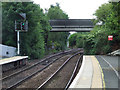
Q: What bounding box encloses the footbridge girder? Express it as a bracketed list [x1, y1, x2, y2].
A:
[49, 19, 94, 32]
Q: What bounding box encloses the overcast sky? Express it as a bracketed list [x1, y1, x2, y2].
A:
[33, 0, 109, 19]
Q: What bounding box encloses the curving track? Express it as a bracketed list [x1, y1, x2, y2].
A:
[2, 49, 83, 89]
[36, 52, 83, 89]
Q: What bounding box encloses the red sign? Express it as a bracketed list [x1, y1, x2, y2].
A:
[108, 35, 113, 41]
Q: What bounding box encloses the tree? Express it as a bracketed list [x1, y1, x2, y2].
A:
[93, 3, 112, 25]
[69, 2, 120, 54]
[2, 2, 47, 59]
[69, 33, 77, 47]
[47, 3, 68, 19]
[47, 3, 69, 51]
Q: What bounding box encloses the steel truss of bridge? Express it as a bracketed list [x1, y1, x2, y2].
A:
[49, 19, 94, 32]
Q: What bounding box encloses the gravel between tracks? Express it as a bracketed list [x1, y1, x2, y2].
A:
[2, 60, 38, 78]
[15, 54, 72, 89]
[2, 54, 64, 88]
[43, 54, 80, 89]
[2, 53, 60, 78]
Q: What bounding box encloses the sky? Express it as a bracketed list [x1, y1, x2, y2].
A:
[33, 0, 109, 19]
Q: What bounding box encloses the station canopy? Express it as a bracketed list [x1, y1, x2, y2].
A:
[49, 19, 94, 32]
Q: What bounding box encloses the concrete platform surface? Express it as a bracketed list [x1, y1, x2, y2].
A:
[0, 56, 28, 65]
[69, 55, 103, 89]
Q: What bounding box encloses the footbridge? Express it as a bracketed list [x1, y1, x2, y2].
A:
[49, 19, 94, 32]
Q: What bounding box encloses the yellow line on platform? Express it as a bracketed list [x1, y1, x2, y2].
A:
[94, 56, 106, 90]
[91, 56, 102, 89]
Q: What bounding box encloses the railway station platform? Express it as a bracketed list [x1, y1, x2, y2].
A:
[69, 55, 105, 89]
[0, 56, 28, 72]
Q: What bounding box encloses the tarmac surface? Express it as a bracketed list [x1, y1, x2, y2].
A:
[96, 55, 120, 89]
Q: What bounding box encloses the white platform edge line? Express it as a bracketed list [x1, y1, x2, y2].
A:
[69, 56, 86, 88]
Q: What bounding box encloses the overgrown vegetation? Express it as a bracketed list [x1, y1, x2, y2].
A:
[47, 4, 69, 53]
[2, 2, 69, 59]
[69, 2, 120, 55]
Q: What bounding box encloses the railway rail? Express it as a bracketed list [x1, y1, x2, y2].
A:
[65, 54, 83, 89]
[2, 48, 82, 89]
[37, 52, 83, 89]
[2, 49, 80, 77]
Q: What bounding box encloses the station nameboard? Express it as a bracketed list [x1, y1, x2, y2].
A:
[108, 35, 113, 41]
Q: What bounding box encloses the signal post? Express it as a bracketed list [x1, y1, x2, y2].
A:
[15, 13, 28, 55]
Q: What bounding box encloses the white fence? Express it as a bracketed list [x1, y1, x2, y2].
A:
[0, 44, 16, 58]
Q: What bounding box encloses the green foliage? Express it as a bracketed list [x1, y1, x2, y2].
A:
[69, 33, 77, 47]
[47, 3, 69, 51]
[47, 3, 68, 19]
[69, 2, 120, 55]
[93, 3, 112, 24]
[2, 2, 47, 59]
[2, 2, 69, 59]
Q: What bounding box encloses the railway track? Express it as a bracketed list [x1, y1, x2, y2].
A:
[2, 51, 68, 78]
[65, 54, 83, 89]
[2, 49, 82, 89]
[36, 52, 83, 89]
